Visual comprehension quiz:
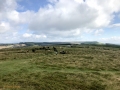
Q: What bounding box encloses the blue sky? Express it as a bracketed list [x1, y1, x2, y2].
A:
[0, 0, 120, 44]
[17, 0, 48, 12]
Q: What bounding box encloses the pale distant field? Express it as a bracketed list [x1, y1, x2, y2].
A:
[0, 44, 26, 49]
[0, 46, 12, 49]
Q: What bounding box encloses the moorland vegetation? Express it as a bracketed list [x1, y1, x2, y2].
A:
[0, 44, 120, 90]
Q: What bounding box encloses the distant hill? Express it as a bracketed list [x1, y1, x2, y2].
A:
[19, 41, 104, 46]
[0, 41, 120, 49]
[80, 41, 100, 45]
[19, 42, 72, 46]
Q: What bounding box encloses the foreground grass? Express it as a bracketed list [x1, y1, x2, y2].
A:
[0, 45, 120, 90]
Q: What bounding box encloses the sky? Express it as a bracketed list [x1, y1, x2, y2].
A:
[0, 0, 120, 44]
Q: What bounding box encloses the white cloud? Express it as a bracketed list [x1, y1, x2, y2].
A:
[29, 0, 97, 32]
[110, 23, 120, 27]
[23, 33, 32, 38]
[100, 36, 120, 44]
[0, 22, 14, 34]
[102, 36, 120, 41]
[28, 0, 120, 37]
[0, 0, 35, 40]
[7, 10, 20, 24]
[23, 33, 47, 39]
[48, 0, 58, 3]
[0, 0, 17, 11]
[94, 29, 104, 36]
[0, 0, 120, 43]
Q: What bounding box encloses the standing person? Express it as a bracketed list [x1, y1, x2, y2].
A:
[53, 47, 58, 55]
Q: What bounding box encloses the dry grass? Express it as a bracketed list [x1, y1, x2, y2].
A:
[0, 45, 120, 90]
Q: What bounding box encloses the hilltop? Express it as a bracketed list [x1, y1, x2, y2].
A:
[0, 41, 120, 49]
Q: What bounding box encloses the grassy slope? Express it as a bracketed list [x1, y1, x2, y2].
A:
[0, 45, 120, 90]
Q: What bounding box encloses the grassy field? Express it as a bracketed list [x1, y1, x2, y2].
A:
[0, 45, 120, 90]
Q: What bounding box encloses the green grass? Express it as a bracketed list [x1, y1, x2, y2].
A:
[0, 45, 120, 90]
